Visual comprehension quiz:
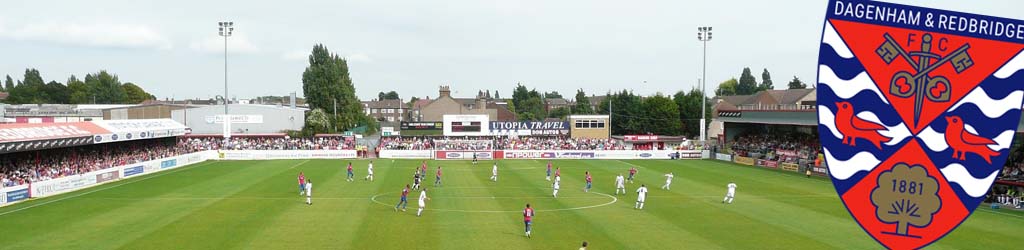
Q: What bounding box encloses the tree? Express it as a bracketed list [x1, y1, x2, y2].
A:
[67, 75, 91, 104]
[736, 67, 758, 95]
[123, 82, 155, 104]
[7, 69, 48, 104]
[872, 164, 940, 237]
[406, 96, 420, 108]
[505, 100, 516, 118]
[598, 90, 643, 135]
[4, 75, 13, 92]
[84, 71, 128, 104]
[715, 78, 739, 96]
[544, 91, 563, 99]
[44, 81, 70, 104]
[304, 108, 331, 135]
[641, 94, 682, 135]
[494, 91, 500, 99]
[377, 91, 400, 100]
[547, 106, 570, 119]
[511, 83, 546, 120]
[674, 88, 711, 137]
[302, 44, 365, 133]
[571, 89, 594, 114]
[787, 76, 807, 89]
[758, 68, 774, 91]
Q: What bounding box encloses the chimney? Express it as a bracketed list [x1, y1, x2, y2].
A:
[439, 85, 451, 98]
[476, 97, 486, 111]
[290, 92, 297, 109]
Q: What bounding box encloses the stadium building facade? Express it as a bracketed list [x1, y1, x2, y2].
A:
[171, 104, 306, 135]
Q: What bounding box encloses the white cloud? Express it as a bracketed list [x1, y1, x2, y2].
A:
[189, 35, 259, 55]
[0, 21, 172, 50]
[281, 50, 309, 61]
[346, 53, 371, 62]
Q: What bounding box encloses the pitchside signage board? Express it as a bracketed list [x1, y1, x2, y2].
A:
[818, 0, 1024, 249]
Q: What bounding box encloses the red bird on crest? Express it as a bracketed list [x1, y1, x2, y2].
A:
[834, 101, 892, 149]
[944, 115, 1000, 164]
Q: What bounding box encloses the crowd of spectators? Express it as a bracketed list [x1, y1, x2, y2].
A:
[374, 136, 630, 151]
[991, 185, 1022, 209]
[998, 148, 1024, 182]
[1, 138, 195, 187]
[1, 136, 359, 187]
[433, 137, 493, 150]
[494, 136, 624, 150]
[728, 132, 820, 162]
[377, 137, 434, 150]
[179, 136, 355, 151]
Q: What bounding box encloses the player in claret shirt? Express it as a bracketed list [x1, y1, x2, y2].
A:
[298, 172, 306, 195]
[395, 185, 410, 212]
[583, 171, 593, 192]
[434, 166, 443, 187]
[545, 161, 553, 181]
[628, 167, 637, 183]
[346, 162, 354, 182]
[523, 203, 535, 238]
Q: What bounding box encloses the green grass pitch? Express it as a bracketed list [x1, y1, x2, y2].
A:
[0, 159, 1020, 249]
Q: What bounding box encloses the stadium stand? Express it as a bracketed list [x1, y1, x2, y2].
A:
[375, 136, 629, 151]
[1, 138, 190, 187]
[180, 137, 355, 151]
[494, 136, 624, 150]
[728, 132, 820, 162]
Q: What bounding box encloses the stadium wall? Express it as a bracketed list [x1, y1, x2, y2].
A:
[213, 150, 358, 160]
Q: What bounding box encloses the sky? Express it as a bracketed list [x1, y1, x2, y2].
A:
[0, 0, 1020, 101]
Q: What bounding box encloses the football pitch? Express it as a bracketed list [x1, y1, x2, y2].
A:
[1, 159, 1021, 249]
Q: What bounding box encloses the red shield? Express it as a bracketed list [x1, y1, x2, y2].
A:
[818, 0, 1024, 248]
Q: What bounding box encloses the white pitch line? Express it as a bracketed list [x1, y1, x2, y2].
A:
[0, 161, 218, 217]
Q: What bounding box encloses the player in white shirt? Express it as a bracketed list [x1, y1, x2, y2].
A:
[490, 163, 498, 182]
[723, 182, 737, 204]
[365, 161, 375, 181]
[305, 179, 313, 205]
[417, 188, 431, 217]
[552, 179, 560, 198]
[614, 173, 626, 195]
[661, 172, 674, 190]
[635, 184, 648, 209]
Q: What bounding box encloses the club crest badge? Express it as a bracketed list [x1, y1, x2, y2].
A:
[817, 0, 1024, 248]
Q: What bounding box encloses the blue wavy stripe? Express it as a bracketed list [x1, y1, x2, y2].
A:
[920, 75, 1024, 209]
[967, 73, 1024, 100]
[818, 43, 865, 80]
[815, 72, 905, 195]
[947, 182, 986, 211]
[817, 83, 904, 127]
